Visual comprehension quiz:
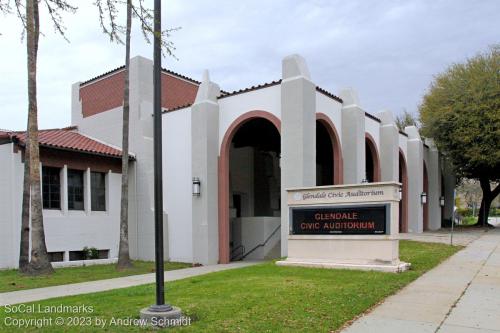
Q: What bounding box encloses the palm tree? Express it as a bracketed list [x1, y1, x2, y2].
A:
[95, 0, 178, 269]
[1, 0, 77, 275]
[25, 0, 53, 275]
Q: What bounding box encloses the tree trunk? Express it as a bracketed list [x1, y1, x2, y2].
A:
[476, 177, 500, 228]
[19, 143, 31, 273]
[117, 0, 133, 270]
[25, 0, 53, 275]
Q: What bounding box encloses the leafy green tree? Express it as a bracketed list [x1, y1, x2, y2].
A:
[419, 45, 500, 226]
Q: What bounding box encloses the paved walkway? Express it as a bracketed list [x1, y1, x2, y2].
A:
[0, 261, 258, 306]
[399, 228, 486, 246]
[343, 229, 500, 333]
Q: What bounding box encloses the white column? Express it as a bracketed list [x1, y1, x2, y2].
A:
[425, 139, 441, 230]
[340, 88, 365, 184]
[191, 70, 220, 265]
[280, 54, 316, 257]
[127, 56, 155, 261]
[61, 165, 68, 214]
[106, 170, 111, 213]
[84, 168, 91, 214]
[405, 126, 423, 233]
[377, 110, 399, 182]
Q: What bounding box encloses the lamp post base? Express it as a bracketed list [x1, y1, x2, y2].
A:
[139, 305, 184, 327]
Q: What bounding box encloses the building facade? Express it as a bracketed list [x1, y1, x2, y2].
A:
[0, 54, 455, 269]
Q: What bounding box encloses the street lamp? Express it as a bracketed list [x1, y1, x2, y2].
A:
[421, 192, 427, 205]
[192, 177, 201, 196]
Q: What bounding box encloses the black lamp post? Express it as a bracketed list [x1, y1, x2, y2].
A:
[150, 0, 172, 313]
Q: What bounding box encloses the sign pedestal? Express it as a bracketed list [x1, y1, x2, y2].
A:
[276, 182, 410, 273]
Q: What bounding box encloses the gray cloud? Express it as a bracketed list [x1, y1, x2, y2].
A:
[0, 0, 498, 130]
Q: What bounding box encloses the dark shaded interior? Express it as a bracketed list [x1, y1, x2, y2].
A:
[316, 120, 334, 186]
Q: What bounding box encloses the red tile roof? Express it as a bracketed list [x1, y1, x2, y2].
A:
[4, 127, 131, 159]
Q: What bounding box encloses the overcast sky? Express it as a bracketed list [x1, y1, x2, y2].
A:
[0, 0, 498, 131]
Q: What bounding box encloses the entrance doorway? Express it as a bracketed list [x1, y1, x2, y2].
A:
[218, 112, 281, 264]
[399, 150, 408, 232]
[316, 114, 343, 186]
[365, 134, 381, 183]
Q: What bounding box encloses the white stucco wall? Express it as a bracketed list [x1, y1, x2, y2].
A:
[75, 107, 123, 148]
[0, 144, 22, 269]
[43, 171, 121, 260]
[399, 134, 408, 159]
[315, 92, 343, 144]
[0, 145, 122, 269]
[163, 109, 193, 262]
[365, 116, 380, 147]
[218, 85, 281, 150]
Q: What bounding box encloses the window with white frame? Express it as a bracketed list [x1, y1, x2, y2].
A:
[91, 171, 106, 211]
[42, 166, 61, 209]
[67, 169, 84, 210]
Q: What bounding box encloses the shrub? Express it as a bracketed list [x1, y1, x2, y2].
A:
[83, 247, 100, 260]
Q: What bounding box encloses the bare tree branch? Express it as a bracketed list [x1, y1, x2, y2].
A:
[0, 0, 26, 37]
[42, 0, 77, 42]
[0, 0, 11, 14]
[95, 0, 179, 58]
[94, 0, 124, 43]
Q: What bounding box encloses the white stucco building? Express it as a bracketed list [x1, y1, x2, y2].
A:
[0, 54, 455, 269]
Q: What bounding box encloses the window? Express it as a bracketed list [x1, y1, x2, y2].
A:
[68, 169, 84, 210]
[69, 251, 85, 261]
[91, 172, 106, 211]
[42, 166, 61, 209]
[48, 252, 64, 262]
[69, 249, 109, 261]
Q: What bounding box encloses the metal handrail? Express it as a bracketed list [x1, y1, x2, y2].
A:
[241, 224, 281, 260]
[230, 244, 245, 261]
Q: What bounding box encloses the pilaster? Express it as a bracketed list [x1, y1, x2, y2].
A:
[191, 70, 220, 265]
[340, 88, 365, 184]
[280, 54, 316, 256]
[405, 126, 423, 233]
[377, 110, 399, 182]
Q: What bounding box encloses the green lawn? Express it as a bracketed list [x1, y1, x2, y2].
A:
[0, 261, 191, 293]
[461, 216, 477, 225]
[0, 241, 461, 332]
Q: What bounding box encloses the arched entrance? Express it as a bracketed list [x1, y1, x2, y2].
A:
[365, 133, 381, 183]
[423, 162, 429, 231]
[399, 150, 408, 233]
[316, 113, 343, 186]
[218, 111, 281, 264]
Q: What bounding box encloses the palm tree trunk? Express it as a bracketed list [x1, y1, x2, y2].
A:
[117, 0, 133, 269]
[19, 142, 30, 273]
[26, 0, 53, 275]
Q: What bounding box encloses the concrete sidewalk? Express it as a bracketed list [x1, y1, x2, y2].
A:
[343, 229, 500, 333]
[399, 228, 486, 246]
[0, 261, 258, 306]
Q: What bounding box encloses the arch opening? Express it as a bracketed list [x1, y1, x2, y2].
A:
[399, 150, 408, 233]
[218, 112, 281, 264]
[316, 114, 343, 186]
[316, 120, 334, 186]
[365, 134, 381, 183]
